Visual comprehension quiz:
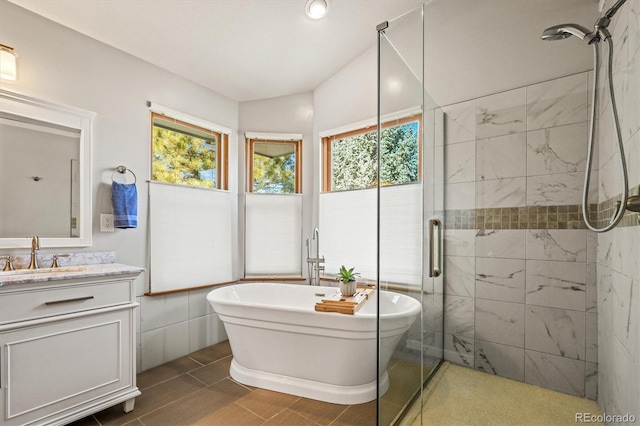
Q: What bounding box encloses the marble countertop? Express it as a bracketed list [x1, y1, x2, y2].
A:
[0, 263, 145, 286]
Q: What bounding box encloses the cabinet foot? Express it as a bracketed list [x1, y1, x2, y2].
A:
[123, 398, 136, 413]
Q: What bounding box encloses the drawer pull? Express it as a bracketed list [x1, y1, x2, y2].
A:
[44, 296, 94, 305]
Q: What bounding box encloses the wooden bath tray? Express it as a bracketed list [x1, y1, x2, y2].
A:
[314, 285, 376, 315]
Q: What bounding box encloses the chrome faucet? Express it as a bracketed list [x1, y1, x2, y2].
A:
[307, 228, 325, 285]
[27, 235, 40, 269]
[313, 228, 320, 257]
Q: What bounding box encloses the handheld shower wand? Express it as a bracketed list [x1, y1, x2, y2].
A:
[541, 0, 633, 232]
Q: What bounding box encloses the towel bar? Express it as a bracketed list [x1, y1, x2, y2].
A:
[112, 165, 137, 183]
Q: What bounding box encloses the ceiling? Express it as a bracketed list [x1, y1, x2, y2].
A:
[8, 0, 425, 102]
[8, 0, 602, 103]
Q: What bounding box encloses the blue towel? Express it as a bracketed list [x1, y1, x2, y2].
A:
[112, 182, 138, 229]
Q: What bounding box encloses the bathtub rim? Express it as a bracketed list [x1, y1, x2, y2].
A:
[207, 282, 422, 321]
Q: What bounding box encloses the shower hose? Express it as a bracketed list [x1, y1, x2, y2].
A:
[583, 36, 629, 232]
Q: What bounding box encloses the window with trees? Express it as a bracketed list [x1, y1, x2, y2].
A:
[151, 112, 228, 190]
[246, 137, 302, 193]
[321, 115, 421, 192]
[148, 106, 233, 294]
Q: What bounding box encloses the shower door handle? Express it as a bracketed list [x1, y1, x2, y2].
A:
[429, 218, 441, 278]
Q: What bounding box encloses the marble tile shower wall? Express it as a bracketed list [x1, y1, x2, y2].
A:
[596, 0, 640, 418]
[437, 70, 599, 399]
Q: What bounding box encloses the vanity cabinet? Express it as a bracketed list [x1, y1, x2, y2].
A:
[0, 265, 143, 426]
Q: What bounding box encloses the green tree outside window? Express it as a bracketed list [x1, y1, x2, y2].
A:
[152, 126, 217, 189]
[330, 121, 419, 191]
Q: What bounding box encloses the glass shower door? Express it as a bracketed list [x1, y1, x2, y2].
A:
[377, 4, 444, 425]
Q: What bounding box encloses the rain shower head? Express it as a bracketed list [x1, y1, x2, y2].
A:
[541, 23, 592, 41]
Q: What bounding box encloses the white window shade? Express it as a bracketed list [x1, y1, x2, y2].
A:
[245, 193, 302, 277]
[319, 189, 377, 279]
[319, 184, 422, 286]
[149, 182, 233, 293]
[380, 184, 423, 286]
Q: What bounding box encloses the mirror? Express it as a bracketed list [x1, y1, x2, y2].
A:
[0, 89, 94, 248]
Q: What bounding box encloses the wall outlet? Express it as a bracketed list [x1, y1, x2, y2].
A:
[100, 214, 114, 232]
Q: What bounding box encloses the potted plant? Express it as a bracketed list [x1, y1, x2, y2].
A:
[337, 265, 359, 297]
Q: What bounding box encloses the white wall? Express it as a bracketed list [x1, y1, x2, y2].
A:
[238, 92, 314, 279]
[0, 0, 238, 371]
[422, 0, 600, 106]
[313, 47, 378, 235]
[0, 0, 239, 287]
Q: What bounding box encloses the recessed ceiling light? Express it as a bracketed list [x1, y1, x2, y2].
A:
[305, 0, 329, 20]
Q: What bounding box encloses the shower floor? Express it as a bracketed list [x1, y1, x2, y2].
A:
[69, 340, 424, 426]
[400, 361, 604, 426]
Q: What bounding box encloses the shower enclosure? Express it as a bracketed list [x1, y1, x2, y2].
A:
[375, 2, 601, 420]
[376, 5, 445, 425]
[374, 0, 640, 422]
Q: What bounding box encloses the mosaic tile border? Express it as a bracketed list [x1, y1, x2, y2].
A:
[444, 185, 640, 230]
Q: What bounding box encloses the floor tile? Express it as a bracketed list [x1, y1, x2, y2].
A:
[121, 420, 144, 426]
[188, 340, 232, 364]
[138, 379, 253, 425]
[263, 408, 320, 425]
[381, 399, 405, 426]
[382, 359, 423, 407]
[289, 397, 347, 425]
[95, 374, 206, 426]
[331, 401, 376, 426]
[137, 355, 204, 390]
[236, 388, 301, 420]
[188, 356, 232, 385]
[191, 404, 265, 426]
[74, 341, 420, 426]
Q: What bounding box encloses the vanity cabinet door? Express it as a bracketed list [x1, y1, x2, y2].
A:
[0, 306, 136, 426]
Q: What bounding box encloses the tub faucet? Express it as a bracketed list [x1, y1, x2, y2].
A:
[313, 227, 320, 259]
[27, 235, 40, 269]
[307, 228, 325, 285]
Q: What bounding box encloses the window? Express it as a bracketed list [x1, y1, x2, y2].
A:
[322, 115, 421, 192]
[246, 136, 302, 193]
[151, 112, 228, 190]
[147, 104, 233, 294]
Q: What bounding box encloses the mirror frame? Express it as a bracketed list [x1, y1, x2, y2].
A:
[0, 89, 95, 248]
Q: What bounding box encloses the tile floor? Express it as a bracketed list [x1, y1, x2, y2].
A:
[72, 340, 424, 426]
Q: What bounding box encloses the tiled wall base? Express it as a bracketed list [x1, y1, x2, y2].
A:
[138, 286, 228, 372]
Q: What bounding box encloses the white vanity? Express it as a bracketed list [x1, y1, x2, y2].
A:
[0, 263, 143, 426]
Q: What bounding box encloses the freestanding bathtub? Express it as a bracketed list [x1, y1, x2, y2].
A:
[207, 282, 421, 405]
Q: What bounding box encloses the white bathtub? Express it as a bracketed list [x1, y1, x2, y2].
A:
[207, 282, 421, 405]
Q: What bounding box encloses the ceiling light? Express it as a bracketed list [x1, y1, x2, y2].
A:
[0, 44, 17, 81]
[305, 0, 329, 20]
